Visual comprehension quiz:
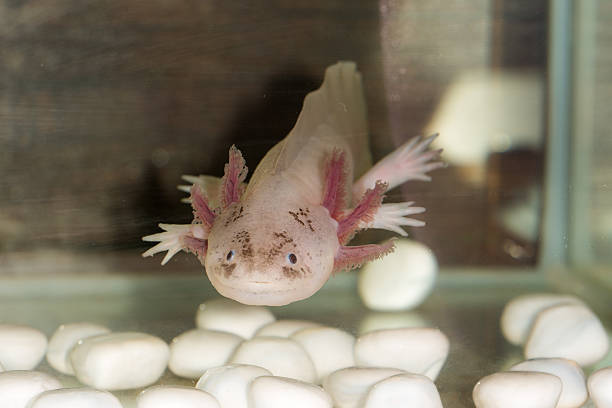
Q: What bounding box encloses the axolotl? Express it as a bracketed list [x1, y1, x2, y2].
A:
[143, 62, 443, 306]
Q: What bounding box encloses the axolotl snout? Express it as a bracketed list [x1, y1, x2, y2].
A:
[143, 62, 444, 306]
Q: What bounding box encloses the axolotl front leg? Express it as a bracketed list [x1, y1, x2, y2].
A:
[142, 146, 247, 265]
[322, 134, 444, 272]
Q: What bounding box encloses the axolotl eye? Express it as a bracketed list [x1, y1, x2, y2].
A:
[226, 250, 235, 262]
[287, 253, 297, 265]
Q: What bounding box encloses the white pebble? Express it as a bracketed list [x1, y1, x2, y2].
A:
[27, 388, 122, 408]
[524, 303, 610, 366]
[354, 328, 449, 380]
[249, 376, 332, 408]
[229, 337, 316, 382]
[137, 385, 219, 408]
[588, 366, 612, 408]
[255, 320, 320, 337]
[196, 364, 271, 408]
[196, 298, 275, 338]
[500, 294, 582, 346]
[323, 367, 404, 408]
[510, 358, 587, 408]
[290, 327, 355, 383]
[0, 325, 48, 370]
[69, 332, 169, 390]
[46, 323, 111, 375]
[169, 329, 243, 379]
[358, 239, 437, 311]
[358, 311, 429, 334]
[0, 371, 61, 408]
[362, 373, 443, 408]
[473, 371, 562, 408]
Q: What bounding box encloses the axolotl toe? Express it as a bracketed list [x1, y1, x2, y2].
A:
[143, 62, 444, 306]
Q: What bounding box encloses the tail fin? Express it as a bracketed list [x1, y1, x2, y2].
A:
[281, 62, 372, 177]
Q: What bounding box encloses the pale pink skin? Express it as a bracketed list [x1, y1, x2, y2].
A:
[143, 62, 443, 306]
[206, 174, 339, 306]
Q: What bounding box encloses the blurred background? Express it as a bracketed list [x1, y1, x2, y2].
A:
[0, 0, 608, 276]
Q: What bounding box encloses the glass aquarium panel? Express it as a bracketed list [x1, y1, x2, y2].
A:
[572, 0, 612, 267]
[0, 3, 609, 407]
[0, 0, 547, 273]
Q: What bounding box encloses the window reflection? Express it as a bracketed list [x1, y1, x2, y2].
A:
[379, 0, 547, 266]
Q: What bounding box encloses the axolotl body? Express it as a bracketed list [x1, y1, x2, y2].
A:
[143, 62, 443, 306]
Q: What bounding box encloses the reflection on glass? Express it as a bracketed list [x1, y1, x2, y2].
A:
[379, 0, 547, 267]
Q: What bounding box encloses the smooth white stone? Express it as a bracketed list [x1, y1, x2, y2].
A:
[0, 325, 48, 370]
[46, 323, 111, 375]
[500, 294, 582, 346]
[196, 364, 271, 408]
[137, 385, 219, 408]
[358, 311, 429, 335]
[510, 358, 587, 408]
[0, 371, 61, 408]
[588, 366, 612, 408]
[249, 376, 332, 408]
[255, 320, 320, 337]
[196, 298, 275, 338]
[362, 373, 443, 408]
[323, 367, 404, 408]
[358, 239, 437, 311]
[290, 327, 355, 383]
[69, 332, 169, 390]
[525, 303, 610, 366]
[229, 337, 316, 382]
[0, 361, 4, 372]
[27, 388, 122, 408]
[169, 329, 243, 379]
[473, 371, 562, 408]
[354, 328, 449, 380]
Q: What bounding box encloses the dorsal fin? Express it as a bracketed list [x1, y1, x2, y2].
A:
[247, 62, 372, 198]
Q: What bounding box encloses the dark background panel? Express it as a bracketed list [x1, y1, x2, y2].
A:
[0, 0, 548, 271]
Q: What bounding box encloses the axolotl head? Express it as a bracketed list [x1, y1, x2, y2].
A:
[205, 201, 339, 306]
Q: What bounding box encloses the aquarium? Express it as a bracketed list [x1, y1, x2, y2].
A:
[0, 0, 610, 407]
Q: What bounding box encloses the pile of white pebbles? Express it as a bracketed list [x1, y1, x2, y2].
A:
[0, 288, 609, 406]
[473, 293, 611, 408]
[0, 297, 450, 408]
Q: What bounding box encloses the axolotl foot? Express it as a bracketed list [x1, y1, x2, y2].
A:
[142, 223, 208, 265]
[352, 133, 446, 200]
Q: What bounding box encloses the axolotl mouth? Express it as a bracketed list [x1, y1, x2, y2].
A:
[206, 273, 324, 307]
